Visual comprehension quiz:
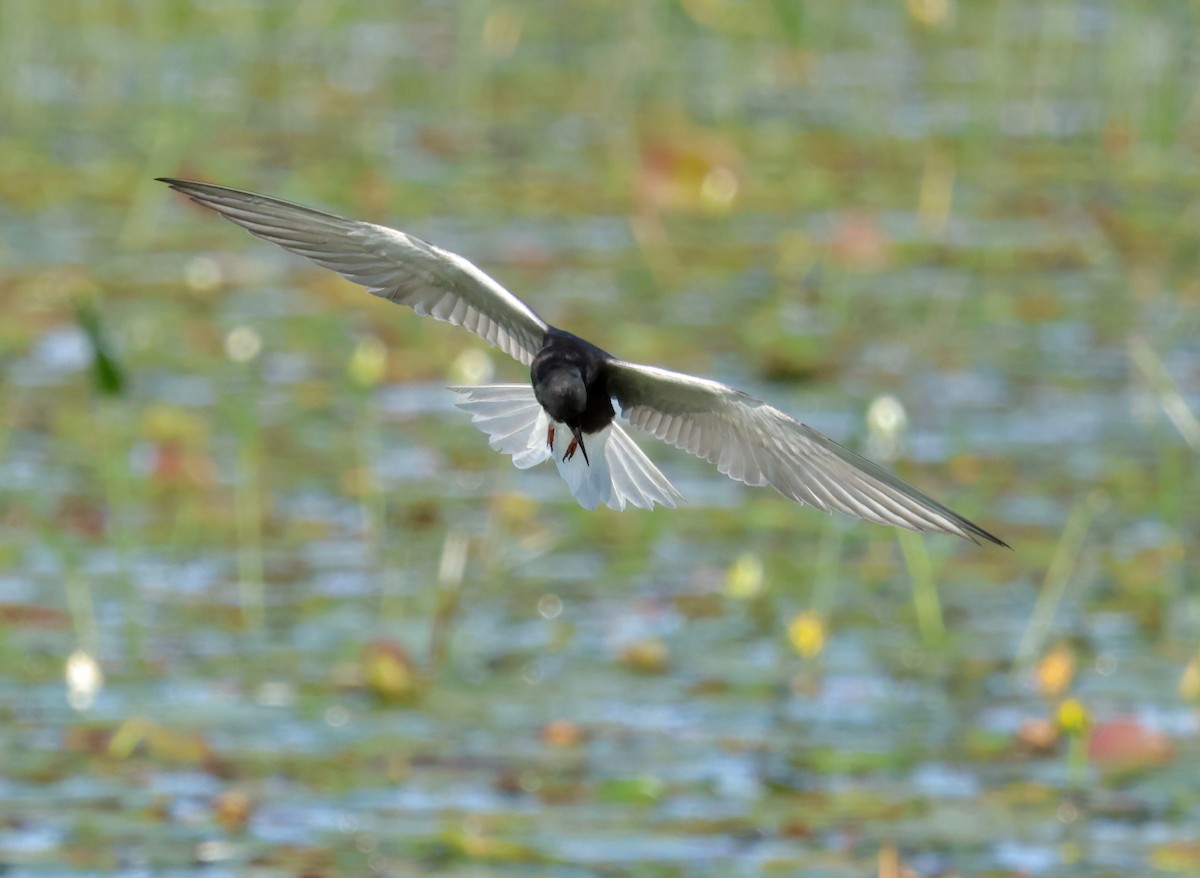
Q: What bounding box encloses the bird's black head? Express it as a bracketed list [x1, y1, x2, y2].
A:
[537, 368, 587, 423]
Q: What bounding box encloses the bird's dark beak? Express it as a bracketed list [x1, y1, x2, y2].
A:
[563, 428, 590, 465]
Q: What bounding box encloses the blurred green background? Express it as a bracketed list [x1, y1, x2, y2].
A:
[2, 1, 1199, 875]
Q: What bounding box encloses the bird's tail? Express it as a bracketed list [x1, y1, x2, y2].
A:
[450, 384, 553, 470]
[451, 385, 682, 511]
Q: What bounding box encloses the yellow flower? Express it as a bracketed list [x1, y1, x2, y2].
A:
[1180, 655, 1200, 702]
[1057, 698, 1091, 736]
[787, 611, 825, 659]
[907, 0, 952, 28]
[724, 553, 763, 599]
[1035, 644, 1076, 697]
[348, 336, 387, 388]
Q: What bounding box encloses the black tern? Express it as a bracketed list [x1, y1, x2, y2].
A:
[159, 178, 1006, 546]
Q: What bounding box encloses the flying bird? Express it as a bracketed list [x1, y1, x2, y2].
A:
[159, 178, 1006, 546]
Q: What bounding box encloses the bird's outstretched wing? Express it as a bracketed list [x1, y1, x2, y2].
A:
[606, 360, 1006, 545]
[158, 179, 548, 365]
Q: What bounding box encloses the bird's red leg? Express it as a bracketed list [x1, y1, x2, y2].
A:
[563, 430, 590, 465]
[546, 424, 555, 450]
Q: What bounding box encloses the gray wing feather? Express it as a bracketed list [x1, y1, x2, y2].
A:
[607, 360, 1005, 545]
[159, 179, 547, 365]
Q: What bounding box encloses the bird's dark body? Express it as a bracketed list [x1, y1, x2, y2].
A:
[531, 327, 616, 434]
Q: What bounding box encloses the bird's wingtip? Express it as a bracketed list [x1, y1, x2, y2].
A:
[968, 524, 1011, 549]
[157, 177, 220, 194]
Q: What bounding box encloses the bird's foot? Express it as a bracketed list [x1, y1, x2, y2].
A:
[563, 431, 590, 465]
[546, 424, 556, 450]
